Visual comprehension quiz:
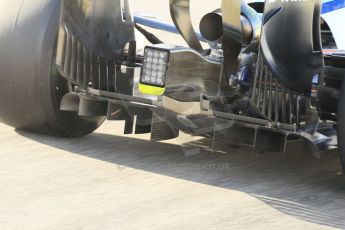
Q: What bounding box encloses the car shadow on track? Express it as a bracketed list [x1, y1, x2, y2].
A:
[16, 127, 345, 229]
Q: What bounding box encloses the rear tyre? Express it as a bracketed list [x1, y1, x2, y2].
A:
[0, 0, 104, 137]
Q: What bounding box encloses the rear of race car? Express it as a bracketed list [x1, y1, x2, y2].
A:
[1, 0, 345, 170]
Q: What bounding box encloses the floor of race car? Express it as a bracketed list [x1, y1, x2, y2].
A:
[0, 121, 345, 229]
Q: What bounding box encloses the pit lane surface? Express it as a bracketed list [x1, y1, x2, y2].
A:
[1, 121, 345, 229]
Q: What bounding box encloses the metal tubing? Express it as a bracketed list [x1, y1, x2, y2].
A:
[257, 59, 264, 108]
[282, 86, 287, 123]
[268, 72, 273, 119]
[274, 79, 279, 122]
[262, 65, 268, 113]
[289, 90, 294, 125]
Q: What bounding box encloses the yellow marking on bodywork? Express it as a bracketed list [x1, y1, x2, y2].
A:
[139, 83, 165, 96]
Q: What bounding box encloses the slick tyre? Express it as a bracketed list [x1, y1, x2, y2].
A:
[0, 0, 104, 137]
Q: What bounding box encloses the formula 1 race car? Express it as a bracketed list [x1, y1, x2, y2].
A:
[0, 0, 345, 170]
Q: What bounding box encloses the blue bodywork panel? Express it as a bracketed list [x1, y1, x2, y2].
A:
[322, 0, 345, 14]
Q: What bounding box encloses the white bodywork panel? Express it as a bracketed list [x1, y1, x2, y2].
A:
[322, 8, 345, 50]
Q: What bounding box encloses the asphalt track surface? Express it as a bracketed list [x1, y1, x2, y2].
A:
[1, 120, 345, 229]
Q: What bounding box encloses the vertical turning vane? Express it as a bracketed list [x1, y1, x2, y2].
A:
[221, 0, 243, 75]
[169, 0, 204, 53]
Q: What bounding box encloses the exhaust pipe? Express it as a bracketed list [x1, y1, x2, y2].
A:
[199, 12, 253, 44]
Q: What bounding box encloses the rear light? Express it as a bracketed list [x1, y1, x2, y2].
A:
[140, 47, 169, 87]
